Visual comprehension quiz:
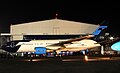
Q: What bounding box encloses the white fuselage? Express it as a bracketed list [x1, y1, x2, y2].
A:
[16, 39, 67, 52]
[16, 39, 101, 52]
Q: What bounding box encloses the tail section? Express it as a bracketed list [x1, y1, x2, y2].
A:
[92, 26, 108, 36]
[92, 19, 109, 36]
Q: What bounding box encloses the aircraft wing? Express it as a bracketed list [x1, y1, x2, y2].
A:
[46, 35, 94, 47]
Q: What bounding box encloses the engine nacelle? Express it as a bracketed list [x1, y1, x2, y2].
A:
[34, 47, 46, 55]
[111, 41, 120, 51]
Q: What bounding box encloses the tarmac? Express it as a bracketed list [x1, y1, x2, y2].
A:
[0, 55, 120, 73]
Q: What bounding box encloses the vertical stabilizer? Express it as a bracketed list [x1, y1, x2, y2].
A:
[92, 26, 108, 36]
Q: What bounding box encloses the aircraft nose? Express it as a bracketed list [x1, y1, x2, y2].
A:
[111, 42, 120, 51]
[1, 45, 21, 52]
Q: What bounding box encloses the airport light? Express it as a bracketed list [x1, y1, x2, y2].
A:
[85, 55, 88, 61]
[110, 37, 114, 40]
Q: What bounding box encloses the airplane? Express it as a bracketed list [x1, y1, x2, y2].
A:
[1, 25, 108, 58]
[111, 38, 120, 51]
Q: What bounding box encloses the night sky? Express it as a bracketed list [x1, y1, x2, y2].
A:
[0, 1, 120, 36]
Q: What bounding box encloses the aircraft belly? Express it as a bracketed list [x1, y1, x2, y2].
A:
[46, 46, 61, 50]
[65, 47, 88, 51]
[65, 45, 100, 51]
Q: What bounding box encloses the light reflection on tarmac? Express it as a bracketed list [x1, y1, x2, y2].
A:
[20, 56, 120, 62]
[61, 57, 120, 62]
[24, 59, 48, 62]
